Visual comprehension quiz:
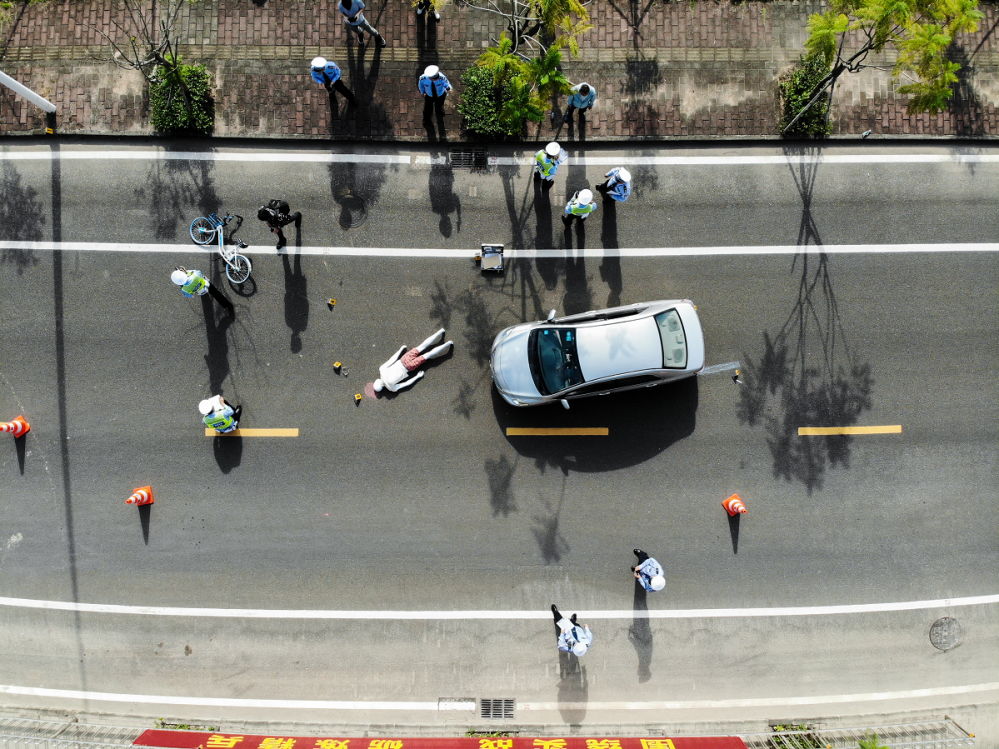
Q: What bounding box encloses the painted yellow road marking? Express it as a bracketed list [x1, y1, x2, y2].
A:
[506, 427, 608, 436]
[205, 428, 299, 437]
[798, 425, 901, 436]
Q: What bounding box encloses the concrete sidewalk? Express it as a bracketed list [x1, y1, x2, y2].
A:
[1, 0, 997, 141]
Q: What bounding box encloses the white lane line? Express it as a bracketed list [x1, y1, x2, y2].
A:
[3, 683, 997, 711]
[2, 150, 999, 166]
[519, 682, 999, 711]
[0, 593, 996, 619]
[2, 241, 998, 258]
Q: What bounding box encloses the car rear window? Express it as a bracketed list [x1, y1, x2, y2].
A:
[529, 328, 585, 394]
[655, 309, 687, 369]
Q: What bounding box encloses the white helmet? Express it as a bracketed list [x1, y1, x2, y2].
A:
[618, 168, 632, 182]
[650, 575, 666, 591]
[572, 642, 589, 656]
[171, 269, 188, 285]
[424, 65, 439, 78]
[578, 189, 593, 204]
[373, 379, 385, 392]
[198, 399, 214, 415]
[311, 56, 327, 69]
[545, 142, 561, 157]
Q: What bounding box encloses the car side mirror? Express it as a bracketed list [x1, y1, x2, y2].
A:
[547, 309, 556, 321]
[560, 399, 570, 410]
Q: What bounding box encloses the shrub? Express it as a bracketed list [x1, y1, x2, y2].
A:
[458, 65, 513, 139]
[150, 61, 214, 136]
[780, 54, 832, 138]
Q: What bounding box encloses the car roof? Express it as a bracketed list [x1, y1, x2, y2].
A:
[575, 316, 663, 381]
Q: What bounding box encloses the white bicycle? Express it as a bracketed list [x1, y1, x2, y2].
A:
[189, 212, 252, 284]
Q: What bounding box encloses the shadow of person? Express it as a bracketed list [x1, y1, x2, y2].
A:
[138, 503, 151, 545]
[728, 512, 740, 554]
[14, 433, 26, 475]
[201, 293, 233, 394]
[563, 253, 591, 316]
[484, 454, 518, 517]
[533, 176, 560, 290]
[629, 579, 653, 682]
[599, 197, 622, 307]
[282, 250, 309, 353]
[213, 435, 243, 473]
[327, 89, 341, 139]
[429, 159, 461, 238]
[557, 650, 588, 724]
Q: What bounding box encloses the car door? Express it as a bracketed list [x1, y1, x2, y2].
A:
[565, 373, 663, 399]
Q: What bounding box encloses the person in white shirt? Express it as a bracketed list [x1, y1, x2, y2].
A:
[551, 604, 593, 656]
[374, 328, 453, 393]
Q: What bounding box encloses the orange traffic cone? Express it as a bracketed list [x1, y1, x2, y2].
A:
[723, 493, 747, 516]
[125, 486, 154, 506]
[0, 415, 30, 438]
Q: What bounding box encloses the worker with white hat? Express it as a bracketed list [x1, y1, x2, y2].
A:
[562, 188, 597, 225]
[534, 141, 568, 182]
[596, 167, 632, 202]
[310, 56, 356, 105]
[418, 65, 452, 140]
[631, 548, 667, 593]
[171, 267, 232, 309]
[200, 394, 242, 434]
[551, 604, 593, 657]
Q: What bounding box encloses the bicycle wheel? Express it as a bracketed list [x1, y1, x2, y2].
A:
[190, 217, 216, 245]
[226, 254, 252, 284]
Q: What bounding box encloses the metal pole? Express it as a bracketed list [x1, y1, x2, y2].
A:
[0, 68, 56, 113]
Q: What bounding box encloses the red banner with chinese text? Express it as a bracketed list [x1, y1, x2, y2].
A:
[134, 731, 747, 749]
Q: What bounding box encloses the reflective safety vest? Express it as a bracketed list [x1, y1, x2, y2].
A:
[182, 271, 207, 297]
[535, 151, 558, 178]
[204, 411, 236, 432]
[566, 197, 596, 217]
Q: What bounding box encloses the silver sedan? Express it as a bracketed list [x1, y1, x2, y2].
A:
[490, 300, 705, 407]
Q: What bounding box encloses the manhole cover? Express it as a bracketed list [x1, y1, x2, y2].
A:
[336, 193, 367, 229]
[929, 617, 963, 650]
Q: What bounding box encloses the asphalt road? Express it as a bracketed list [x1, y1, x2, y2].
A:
[0, 141, 996, 736]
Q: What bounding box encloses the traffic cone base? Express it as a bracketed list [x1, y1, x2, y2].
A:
[723, 493, 747, 516]
[126, 486, 154, 506]
[0, 415, 30, 438]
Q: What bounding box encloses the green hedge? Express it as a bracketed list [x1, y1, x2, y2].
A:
[780, 54, 832, 138]
[150, 63, 215, 136]
[457, 65, 514, 140]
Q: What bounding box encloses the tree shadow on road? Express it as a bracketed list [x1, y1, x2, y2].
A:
[737, 149, 873, 494]
[136, 149, 221, 241]
[0, 161, 44, 274]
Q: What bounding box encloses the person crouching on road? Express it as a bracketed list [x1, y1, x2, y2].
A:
[596, 167, 632, 203]
[257, 199, 301, 250]
[551, 604, 593, 656]
[374, 328, 453, 394]
[631, 548, 666, 592]
[171, 267, 232, 309]
[200, 395, 241, 434]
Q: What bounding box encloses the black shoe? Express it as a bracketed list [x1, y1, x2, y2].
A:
[276, 239, 286, 249]
[551, 604, 558, 614]
[570, 614, 578, 624]
[377, 36, 387, 47]
[633, 548, 643, 557]
[356, 38, 365, 48]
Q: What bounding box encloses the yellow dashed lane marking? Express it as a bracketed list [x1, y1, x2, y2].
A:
[506, 427, 609, 436]
[798, 425, 901, 436]
[205, 428, 299, 437]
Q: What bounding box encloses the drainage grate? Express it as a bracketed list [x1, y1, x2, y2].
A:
[450, 148, 487, 169]
[480, 698, 515, 719]
[742, 720, 975, 749]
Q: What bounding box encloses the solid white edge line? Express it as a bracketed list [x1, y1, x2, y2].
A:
[3, 150, 999, 166]
[0, 594, 996, 619]
[2, 241, 998, 258]
[3, 683, 998, 711]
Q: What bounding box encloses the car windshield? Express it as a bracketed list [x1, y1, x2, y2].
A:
[655, 309, 687, 368]
[530, 328, 585, 394]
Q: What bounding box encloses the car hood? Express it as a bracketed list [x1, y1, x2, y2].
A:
[492, 327, 543, 399]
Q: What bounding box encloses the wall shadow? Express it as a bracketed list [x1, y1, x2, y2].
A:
[282, 249, 309, 352]
[628, 580, 652, 682]
[737, 149, 874, 494]
[494, 377, 698, 473]
[0, 161, 44, 273]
